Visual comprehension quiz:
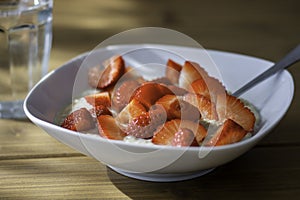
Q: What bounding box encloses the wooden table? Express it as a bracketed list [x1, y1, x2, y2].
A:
[1, 0, 299, 199]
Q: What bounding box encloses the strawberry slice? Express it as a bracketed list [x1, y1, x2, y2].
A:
[171, 128, 199, 147]
[84, 91, 111, 107]
[155, 95, 181, 120]
[216, 93, 255, 132]
[116, 98, 146, 126]
[124, 105, 167, 139]
[152, 119, 207, 146]
[178, 61, 209, 90]
[88, 56, 125, 89]
[130, 82, 173, 110]
[61, 108, 95, 131]
[189, 76, 226, 103]
[112, 80, 141, 112]
[167, 85, 188, 96]
[166, 59, 182, 85]
[155, 94, 200, 121]
[183, 93, 219, 121]
[152, 119, 179, 146]
[97, 115, 126, 140]
[204, 119, 247, 146]
[88, 67, 102, 89]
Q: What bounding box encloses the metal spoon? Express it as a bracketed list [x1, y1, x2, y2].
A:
[233, 44, 300, 97]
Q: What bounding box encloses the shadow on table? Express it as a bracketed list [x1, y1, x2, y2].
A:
[106, 147, 300, 199]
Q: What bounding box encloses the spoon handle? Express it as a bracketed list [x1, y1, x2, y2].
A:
[233, 44, 300, 97]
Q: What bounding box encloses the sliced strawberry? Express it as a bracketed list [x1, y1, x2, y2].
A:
[155, 94, 200, 121]
[189, 76, 226, 103]
[216, 93, 255, 132]
[155, 95, 180, 120]
[171, 128, 199, 147]
[179, 100, 202, 122]
[178, 61, 209, 90]
[116, 98, 147, 126]
[152, 119, 207, 146]
[183, 93, 218, 121]
[88, 56, 125, 89]
[112, 80, 141, 112]
[167, 85, 188, 96]
[103, 84, 115, 97]
[61, 108, 95, 131]
[204, 119, 247, 146]
[88, 67, 102, 89]
[97, 115, 126, 140]
[130, 82, 173, 110]
[124, 105, 167, 139]
[166, 59, 182, 84]
[84, 91, 111, 107]
[152, 119, 179, 146]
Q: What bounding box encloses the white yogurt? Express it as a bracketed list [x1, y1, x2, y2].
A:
[72, 97, 93, 112]
[123, 135, 154, 146]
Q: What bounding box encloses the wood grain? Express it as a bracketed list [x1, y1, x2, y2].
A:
[0, 119, 78, 160]
[0, 147, 299, 199]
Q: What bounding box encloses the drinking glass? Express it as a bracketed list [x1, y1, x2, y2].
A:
[0, 0, 52, 119]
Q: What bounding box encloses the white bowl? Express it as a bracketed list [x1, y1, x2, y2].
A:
[24, 44, 294, 182]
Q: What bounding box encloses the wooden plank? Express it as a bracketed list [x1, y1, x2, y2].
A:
[0, 120, 79, 160]
[0, 147, 299, 199]
[0, 156, 127, 199]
